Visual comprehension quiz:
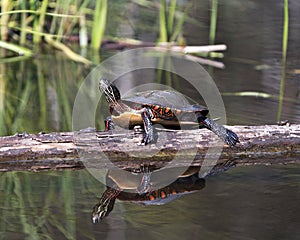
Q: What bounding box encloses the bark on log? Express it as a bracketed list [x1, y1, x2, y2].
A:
[0, 124, 299, 172]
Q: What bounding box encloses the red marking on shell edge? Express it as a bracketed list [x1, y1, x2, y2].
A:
[149, 195, 155, 201]
[160, 191, 166, 198]
[153, 105, 160, 110]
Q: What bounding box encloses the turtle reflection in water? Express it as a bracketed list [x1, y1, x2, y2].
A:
[92, 162, 235, 223]
[99, 79, 239, 146]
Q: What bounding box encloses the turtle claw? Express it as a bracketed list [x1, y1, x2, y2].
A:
[141, 131, 154, 145]
[224, 129, 239, 146]
[104, 116, 115, 131]
[140, 127, 158, 145]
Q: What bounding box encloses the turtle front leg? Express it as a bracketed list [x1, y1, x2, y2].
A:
[136, 165, 152, 194]
[140, 107, 154, 145]
[197, 114, 239, 146]
[104, 116, 115, 130]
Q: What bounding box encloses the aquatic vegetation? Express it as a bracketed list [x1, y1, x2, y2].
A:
[0, 50, 87, 135]
[91, 0, 107, 50]
[209, 0, 218, 45]
[0, 0, 107, 62]
[0, 0, 220, 62]
[277, 0, 289, 122]
[158, 0, 191, 44]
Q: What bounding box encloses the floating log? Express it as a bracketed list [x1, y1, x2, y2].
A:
[0, 125, 299, 172]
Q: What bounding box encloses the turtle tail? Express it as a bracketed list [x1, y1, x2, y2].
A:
[198, 116, 239, 146]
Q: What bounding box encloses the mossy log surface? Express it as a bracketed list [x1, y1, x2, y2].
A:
[0, 125, 299, 172]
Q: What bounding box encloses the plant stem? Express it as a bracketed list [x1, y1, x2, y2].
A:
[0, 58, 7, 135]
[277, 0, 289, 122]
[91, 0, 107, 50]
[170, 2, 191, 43]
[56, 0, 70, 42]
[209, 0, 218, 45]
[0, 0, 10, 41]
[167, 0, 177, 38]
[159, 0, 168, 42]
[33, 0, 48, 44]
[0, 40, 33, 56]
[20, 0, 27, 45]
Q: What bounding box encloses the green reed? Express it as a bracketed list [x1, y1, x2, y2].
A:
[0, 0, 11, 41]
[0, 170, 99, 239]
[0, 0, 108, 61]
[0, 55, 7, 135]
[277, 0, 289, 122]
[55, 54, 73, 130]
[159, 0, 168, 42]
[20, 0, 27, 45]
[36, 57, 47, 131]
[91, 0, 107, 50]
[33, 0, 48, 44]
[158, 0, 191, 43]
[0, 48, 88, 136]
[209, 0, 218, 45]
[11, 78, 33, 133]
[57, 0, 70, 42]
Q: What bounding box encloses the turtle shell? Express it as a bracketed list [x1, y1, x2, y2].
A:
[92, 167, 204, 223]
[122, 90, 209, 115]
[106, 166, 201, 192]
[106, 169, 142, 191]
[114, 167, 205, 205]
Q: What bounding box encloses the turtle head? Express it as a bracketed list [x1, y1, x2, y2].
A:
[99, 78, 121, 105]
[92, 187, 119, 223]
[92, 195, 116, 223]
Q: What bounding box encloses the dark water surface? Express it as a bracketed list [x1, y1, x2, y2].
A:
[0, 0, 300, 239]
[1, 165, 300, 240]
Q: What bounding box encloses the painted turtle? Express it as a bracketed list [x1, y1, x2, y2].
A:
[92, 161, 236, 223]
[99, 79, 239, 146]
[92, 166, 205, 223]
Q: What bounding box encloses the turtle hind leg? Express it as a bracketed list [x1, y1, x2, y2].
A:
[197, 115, 239, 146]
[104, 116, 115, 130]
